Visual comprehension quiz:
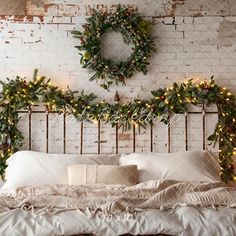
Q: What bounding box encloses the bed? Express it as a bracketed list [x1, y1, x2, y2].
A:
[0, 107, 236, 236]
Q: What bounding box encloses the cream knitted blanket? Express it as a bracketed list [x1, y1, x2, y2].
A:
[0, 180, 235, 214]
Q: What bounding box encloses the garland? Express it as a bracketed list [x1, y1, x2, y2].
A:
[71, 5, 156, 90]
[0, 70, 236, 182]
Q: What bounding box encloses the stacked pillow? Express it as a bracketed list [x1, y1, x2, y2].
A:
[2, 150, 222, 190]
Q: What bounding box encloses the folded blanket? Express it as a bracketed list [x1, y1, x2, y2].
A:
[0, 180, 235, 215]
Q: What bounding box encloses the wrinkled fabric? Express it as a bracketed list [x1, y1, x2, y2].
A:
[0, 207, 236, 236]
[0, 180, 235, 215]
[0, 180, 236, 236]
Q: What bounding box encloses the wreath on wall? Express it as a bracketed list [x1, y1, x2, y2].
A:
[0, 70, 235, 182]
[72, 5, 156, 90]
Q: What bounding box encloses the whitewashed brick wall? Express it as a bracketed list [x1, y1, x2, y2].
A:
[1, 0, 236, 154]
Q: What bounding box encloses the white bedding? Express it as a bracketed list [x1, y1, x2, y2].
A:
[0, 206, 235, 236]
[0, 180, 235, 236]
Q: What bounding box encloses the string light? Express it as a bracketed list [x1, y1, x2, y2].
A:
[92, 119, 98, 124]
[0, 75, 235, 182]
[132, 121, 138, 127]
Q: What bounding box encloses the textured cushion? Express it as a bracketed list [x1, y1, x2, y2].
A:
[119, 150, 221, 183]
[68, 164, 138, 186]
[2, 151, 120, 189]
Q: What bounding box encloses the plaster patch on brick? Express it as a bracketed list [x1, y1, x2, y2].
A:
[229, 0, 236, 15]
[26, 0, 47, 16]
[119, 133, 132, 140]
[31, 0, 45, 8]
[0, 0, 25, 15]
[26, 0, 81, 16]
[85, 4, 136, 16]
[169, 0, 186, 16]
[167, 0, 230, 17]
[217, 20, 236, 47]
[45, 4, 81, 16]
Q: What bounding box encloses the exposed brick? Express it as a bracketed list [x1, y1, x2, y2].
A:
[119, 133, 132, 141]
[0, 1, 236, 153]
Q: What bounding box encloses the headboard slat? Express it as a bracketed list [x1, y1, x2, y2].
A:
[98, 120, 101, 154]
[150, 121, 153, 152]
[185, 113, 188, 151]
[63, 113, 66, 154]
[132, 124, 136, 153]
[80, 122, 83, 155]
[168, 115, 171, 153]
[115, 123, 119, 154]
[28, 106, 32, 151]
[45, 108, 49, 153]
[202, 105, 206, 150]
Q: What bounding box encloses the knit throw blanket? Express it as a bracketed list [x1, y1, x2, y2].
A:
[0, 180, 235, 215]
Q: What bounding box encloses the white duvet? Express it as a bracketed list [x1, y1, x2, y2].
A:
[0, 180, 236, 236]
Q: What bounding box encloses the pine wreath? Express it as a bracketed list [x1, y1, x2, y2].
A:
[72, 5, 156, 90]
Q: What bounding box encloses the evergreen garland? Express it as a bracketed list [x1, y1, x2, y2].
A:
[0, 70, 235, 183]
[71, 5, 156, 90]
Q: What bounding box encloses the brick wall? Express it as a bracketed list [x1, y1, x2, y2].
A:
[1, 0, 236, 153]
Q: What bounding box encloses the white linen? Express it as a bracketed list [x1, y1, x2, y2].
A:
[119, 150, 221, 182]
[2, 151, 119, 189]
[0, 206, 235, 236]
[0, 180, 235, 236]
[0, 180, 235, 214]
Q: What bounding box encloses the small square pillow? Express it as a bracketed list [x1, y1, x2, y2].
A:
[68, 164, 138, 186]
[119, 150, 221, 183]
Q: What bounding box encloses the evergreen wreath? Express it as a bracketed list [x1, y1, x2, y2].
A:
[72, 5, 156, 90]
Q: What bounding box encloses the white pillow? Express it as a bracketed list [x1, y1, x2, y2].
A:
[119, 150, 221, 183]
[2, 151, 119, 189]
[68, 164, 138, 186]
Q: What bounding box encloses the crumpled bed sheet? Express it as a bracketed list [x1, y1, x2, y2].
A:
[0, 179, 235, 236]
[0, 206, 235, 236]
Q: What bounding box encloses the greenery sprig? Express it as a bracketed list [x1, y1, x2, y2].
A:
[71, 5, 156, 90]
[0, 71, 235, 183]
